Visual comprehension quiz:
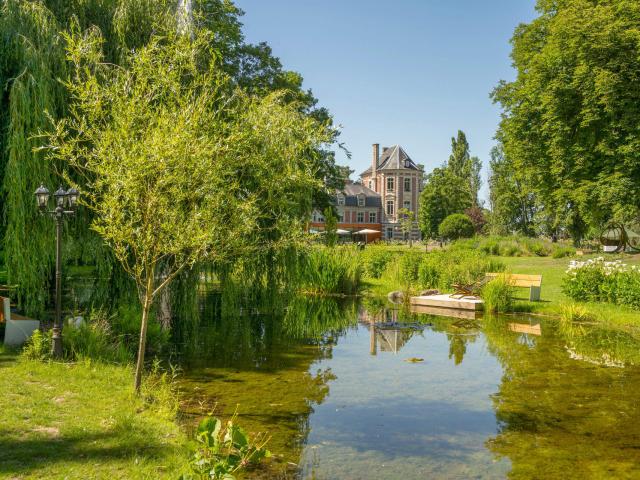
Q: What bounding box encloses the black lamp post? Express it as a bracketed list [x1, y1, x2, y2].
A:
[34, 184, 79, 359]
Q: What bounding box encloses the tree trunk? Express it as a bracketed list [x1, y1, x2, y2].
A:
[134, 274, 154, 393]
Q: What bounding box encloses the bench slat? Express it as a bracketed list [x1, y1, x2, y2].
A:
[486, 273, 542, 288]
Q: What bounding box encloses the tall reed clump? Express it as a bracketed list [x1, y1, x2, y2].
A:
[360, 246, 397, 279]
[299, 246, 362, 295]
[417, 248, 505, 291]
[481, 275, 514, 313]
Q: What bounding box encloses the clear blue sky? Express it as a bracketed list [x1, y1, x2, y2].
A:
[234, 0, 537, 202]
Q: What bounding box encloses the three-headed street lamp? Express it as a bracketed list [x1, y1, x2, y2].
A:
[34, 184, 79, 358]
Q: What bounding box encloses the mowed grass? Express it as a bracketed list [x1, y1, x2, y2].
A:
[0, 348, 189, 479]
[362, 245, 640, 332]
[501, 253, 640, 332]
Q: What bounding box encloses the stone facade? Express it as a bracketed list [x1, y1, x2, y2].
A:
[360, 144, 423, 240]
[310, 143, 423, 242]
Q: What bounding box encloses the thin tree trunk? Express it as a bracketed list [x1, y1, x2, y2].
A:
[134, 273, 154, 392]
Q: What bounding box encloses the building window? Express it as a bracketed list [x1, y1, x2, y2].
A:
[404, 177, 411, 192]
[338, 213, 344, 222]
[358, 196, 365, 207]
[405, 159, 411, 168]
[386, 200, 394, 216]
[368, 180, 373, 189]
[403, 200, 411, 211]
[357, 212, 364, 223]
[386, 227, 394, 239]
[386, 177, 394, 192]
[337, 195, 345, 206]
[369, 212, 376, 223]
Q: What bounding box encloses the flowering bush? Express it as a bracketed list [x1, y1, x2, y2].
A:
[563, 257, 640, 308]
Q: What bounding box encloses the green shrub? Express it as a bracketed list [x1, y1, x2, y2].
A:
[64, 309, 132, 363]
[552, 246, 576, 258]
[417, 249, 505, 291]
[451, 235, 565, 257]
[398, 250, 424, 286]
[181, 414, 270, 480]
[563, 258, 640, 309]
[21, 329, 52, 361]
[360, 246, 396, 279]
[481, 275, 514, 313]
[438, 214, 474, 240]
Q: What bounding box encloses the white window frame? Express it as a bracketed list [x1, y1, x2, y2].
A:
[357, 196, 365, 207]
[403, 200, 411, 210]
[386, 176, 394, 192]
[386, 200, 394, 216]
[369, 212, 376, 223]
[337, 195, 345, 206]
[357, 212, 364, 223]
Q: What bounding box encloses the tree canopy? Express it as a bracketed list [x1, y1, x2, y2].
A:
[492, 0, 640, 240]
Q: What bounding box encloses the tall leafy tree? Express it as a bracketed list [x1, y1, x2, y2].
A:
[48, 30, 332, 390]
[0, 0, 340, 315]
[487, 145, 536, 235]
[493, 0, 640, 241]
[419, 167, 473, 239]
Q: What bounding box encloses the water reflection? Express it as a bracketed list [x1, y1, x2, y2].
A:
[178, 295, 640, 479]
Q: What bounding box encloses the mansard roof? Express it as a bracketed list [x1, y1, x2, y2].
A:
[336, 183, 381, 207]
[360, 145, 419, 176]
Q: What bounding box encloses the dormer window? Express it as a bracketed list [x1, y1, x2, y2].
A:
[404, 159, 411, 168]
[357, 195, 365, 207]
[337, 194, 345, 206]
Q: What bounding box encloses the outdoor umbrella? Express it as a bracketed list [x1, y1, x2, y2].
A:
[336, 229, 351, 235]
[355, 228, 380, 243]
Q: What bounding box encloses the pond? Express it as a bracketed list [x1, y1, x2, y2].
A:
[176, 293, 640, 479]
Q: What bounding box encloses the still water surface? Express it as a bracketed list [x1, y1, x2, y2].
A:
[178, 295, 640, 479]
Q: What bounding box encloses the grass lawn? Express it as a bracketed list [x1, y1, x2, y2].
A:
[363, 246, 640, 333]
[0, 348, 189, 479]
[501, 253, 640, 333]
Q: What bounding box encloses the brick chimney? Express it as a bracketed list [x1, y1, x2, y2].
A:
[372, 143, 379, 192]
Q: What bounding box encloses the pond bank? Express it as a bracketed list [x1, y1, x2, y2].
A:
[0, 347, 189, 479]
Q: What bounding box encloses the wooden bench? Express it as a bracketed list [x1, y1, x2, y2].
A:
[485, 273, 542, 302]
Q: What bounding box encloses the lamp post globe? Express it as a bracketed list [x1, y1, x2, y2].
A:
[34, 185, 50, 210]
[66, 187, 79, 209]
[54, 186, 67, 208]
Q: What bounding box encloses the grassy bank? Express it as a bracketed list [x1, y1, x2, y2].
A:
[0, 347, 189, 479]
[362, 243, 640, 332]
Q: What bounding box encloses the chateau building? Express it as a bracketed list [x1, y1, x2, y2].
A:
[310, 144, 423, 241]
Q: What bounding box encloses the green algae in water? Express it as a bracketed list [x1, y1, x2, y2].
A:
[178, 294, 640, 479]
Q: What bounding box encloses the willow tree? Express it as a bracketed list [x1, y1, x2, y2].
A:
[47, 28, 332, 390]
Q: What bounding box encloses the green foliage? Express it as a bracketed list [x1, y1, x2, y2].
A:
[21, 329, 52, 361]
[181, 415, 270, 480]
[563, 258, 640, 309]
[324, 207, 338, 247]
[449, 235, 574, 258]
[63, 309, 132, 364]
[47, 28, 333, 389]
[299, 246, 362, 295]
[360, 246, 396, 279]
[419, 167, 473, 239]
[493, 0, 640, 240]
[398, 250, 425, 287]
[481, 275, 514, 313]
[417, 249, 505, 291]
[439, 214, 475, 241]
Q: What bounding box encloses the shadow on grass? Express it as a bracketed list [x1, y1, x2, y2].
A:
[0, 428, 178, 475]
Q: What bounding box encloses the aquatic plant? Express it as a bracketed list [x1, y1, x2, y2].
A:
[181, 415, 270, 480]
[416, 248, 505, 291]
[299, 246, 362, 295]
[481, 275, 514, 313]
